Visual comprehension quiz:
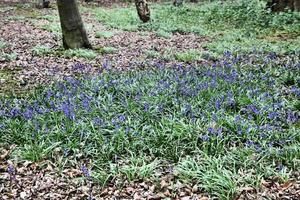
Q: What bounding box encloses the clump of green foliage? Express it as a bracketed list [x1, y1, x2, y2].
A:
[98, 46, 118, 54]
[174, 49, 202, 62]
[155, 30, 172, 38]
[0, 40, 6, 49]
[32, 45, 53, 56]
[95, 31, 116, 39]
[145, 49, 160, 58]
[63, 48, 97, 59]
[40, 23, 61, 34]
[0, 52, 18, 61]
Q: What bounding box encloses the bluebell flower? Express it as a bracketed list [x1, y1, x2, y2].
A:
[81, 165, 91, 180]
[93, 117, 104, 126]
[10, 108, 20, 117]
[61, 102, 75, 120]
[144, 102, 150, 112]
[0, 124, 5, 129]
[201, 134, 210, 141]
[215, 99, 222, 110]
[208, 127, 214, 134]
[245, 140, 254, 147]
[268, 111, 278, 120]
[118, 114, 126, 123]
[7, 165, 16, 181]
[23, 107, 34, 120]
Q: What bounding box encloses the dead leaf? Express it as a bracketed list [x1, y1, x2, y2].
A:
[192, 185, 198, 193]
[239, 186, 255, 192]
[20, 191, 27, 199]
[280, 181, 294, 191]
[160, 179, 168, 189]
[100, 188, 109, 197]
[0, 149, 9, 160]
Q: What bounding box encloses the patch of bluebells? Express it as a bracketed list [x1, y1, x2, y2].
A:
[0, 52, 299, 160]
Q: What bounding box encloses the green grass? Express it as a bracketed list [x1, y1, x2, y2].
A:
[88, 1, 300, 55]
[91, 3, 208, 34]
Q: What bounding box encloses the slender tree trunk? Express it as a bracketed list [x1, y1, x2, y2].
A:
[294, 1, 300, 11]
[36, 0, 50, 8]
[268, 0, 300, 12]
[57, 0, 92, 49]
[135, 0, 151, 23]
[173, 0, 183, 6]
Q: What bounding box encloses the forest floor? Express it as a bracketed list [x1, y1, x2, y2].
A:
[1, 1, 300, 200]
[0, 4, 209, 95]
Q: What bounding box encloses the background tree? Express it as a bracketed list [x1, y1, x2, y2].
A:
[57, 0, 92, 49]
[267, 0, 300, 12]
[135, 0, 150, 23]
[36, 0, 50, 8]
[173, 0, 183, 6]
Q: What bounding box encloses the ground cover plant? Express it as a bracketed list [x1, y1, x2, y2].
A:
[0, 0, 300, 199]
[90, 0, 300, 55]
[1, 51, 300, 199]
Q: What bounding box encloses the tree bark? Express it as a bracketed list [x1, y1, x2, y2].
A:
[173, 0, 183, 6]
[57, 0, 92, 49]
[36, 0, 50, 8]
[294, 1, 300, 11]
[268, 0, 300, 12]
[135, 0, 151, 23]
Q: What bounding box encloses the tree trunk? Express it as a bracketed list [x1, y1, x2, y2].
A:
[36, 0, 50, 8]
[268, 0, 300, 12]
[294, 1, 300, 11]
[173, 0, 183, 6]
[57, 0, 92, 49]
[135, 0, 151, 23]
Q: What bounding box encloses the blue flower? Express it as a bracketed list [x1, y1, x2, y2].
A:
[61, 102, 75, 120]
[23, 107, 34, 120]
[81, 165, 91, 179]
[201, 134, 210, 141]
[10, 108, 21, 117]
